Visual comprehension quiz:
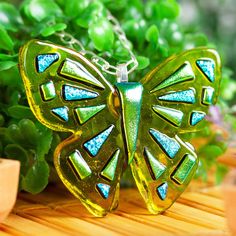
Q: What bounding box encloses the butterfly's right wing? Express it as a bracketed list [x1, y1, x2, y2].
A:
[131, 48, 221, 214]
[19, 40, 125, 216]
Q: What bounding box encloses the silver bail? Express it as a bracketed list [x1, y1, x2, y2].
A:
[116, 64, 128, 83]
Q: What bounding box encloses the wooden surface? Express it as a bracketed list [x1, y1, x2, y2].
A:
[0, 183, 231, 236]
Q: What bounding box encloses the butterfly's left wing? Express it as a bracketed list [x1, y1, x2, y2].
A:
[131, 48, 221, 213]
[19, 40, 125, 217]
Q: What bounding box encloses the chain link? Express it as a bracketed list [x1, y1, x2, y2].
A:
[55, 11, 138, 76]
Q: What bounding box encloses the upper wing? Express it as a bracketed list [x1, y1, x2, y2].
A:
[19, 39, 114, 133]
[19, 40, 125, 216]
[131, 48, 221, 213]
[140, 48, 221, 134]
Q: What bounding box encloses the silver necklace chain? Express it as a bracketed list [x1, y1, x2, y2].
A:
[55, 11, 138, 76]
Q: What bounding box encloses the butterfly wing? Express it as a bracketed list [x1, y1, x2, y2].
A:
[130, 48, 221, 213]
[19, 40, 125, 216]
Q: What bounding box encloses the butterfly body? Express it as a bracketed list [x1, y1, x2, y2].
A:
[19, 40, 221, 216]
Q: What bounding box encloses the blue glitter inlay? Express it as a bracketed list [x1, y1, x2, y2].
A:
[63, 85, 99, 101]
[84, 125, 114, 157]
[190, 112, 205, 126]
[149, 128, 180, 159]
[36, 54, 59, 73]
[196, 59, 215, 82]
[96, 183, 111, 199]
[158, 89, 195, 104]
[157, 182, 168, 200]
[51, 106, 69, 122]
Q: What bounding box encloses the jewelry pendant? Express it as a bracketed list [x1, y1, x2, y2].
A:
[19, 40, 221, 216]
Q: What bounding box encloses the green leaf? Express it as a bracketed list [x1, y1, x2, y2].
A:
[0, 141, 2, 156]
[136, 56, 150, 70]
[185, 33, 208, 48]
[64, 0, 89, 18]
[158, 37, 169, 57]
[194, 33, 208, 46]
[4, 144, 28, 167]
[41, 23, 67, 37]
[102, 0, 127, 10]
[22, 160, 50, 194]
[199, 145, 224, 158]
[145, 25, 159, 45]
[0, 53, 18, 61]
[75, 1, 105, 28]
[113, 40, 130, 61]
[53, 23, 67, 31]
[198, 145, 224, 168]
[215, 164, 228, 185]
[19, 119, 39, 147]
[0, 114, 5, 127]
[8, 105, 35, 119]
[156, 0, 180, 19]
[7, 124, 25, 145]
[195, 159, 208, 182]
[40, 27, 55, 37]
[0, 27, 14, 51]
[123, 19, 147, 42]
[9, 90, 21, 106]
[88, 17, 114, 51]
[0, 61, 17, 71]
[0, 65, 22, 87]
[22, 0, 62, 22]
[0, 3, 23, 31]
[35, 123, 53, 160]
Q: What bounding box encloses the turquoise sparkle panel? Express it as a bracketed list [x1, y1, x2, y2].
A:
[62, 84, 99, 101]
[157, 182, 168, 200]
[158, 89, 195, 104]
[149, 128, 180, 159]
[36, 53, 59, 73]
[196, 59, 215, 82]
[51, 106, 69, 122]
[84, 125, 114, 157]
[96, 183, 111, 199]
[190, 111, 205, 126]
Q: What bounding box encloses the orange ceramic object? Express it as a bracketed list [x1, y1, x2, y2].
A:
[222, 169, 236, 235]
[0, 159, 20, 223]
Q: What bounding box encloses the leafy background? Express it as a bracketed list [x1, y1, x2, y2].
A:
[0, 0, 235, 193]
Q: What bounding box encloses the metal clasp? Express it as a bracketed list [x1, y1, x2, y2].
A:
[116, 64, 128, 83]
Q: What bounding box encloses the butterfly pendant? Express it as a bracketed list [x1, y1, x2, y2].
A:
[19, 40, 221, 217]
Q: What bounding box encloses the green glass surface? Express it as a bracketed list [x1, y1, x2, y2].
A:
[202, 87, 214, 105]
[150, 62, 195, 93]
[40, 81, 56, 101]
[59, 59, 105, 89]
[101, 149, 120, 181]
[75, 104, 106, 124]
[171, 154, 196, 184]
[68, 150, 92, 180]
[19, 40, 221, 216]
[152, 105, 183, 127]
[115, 82, 143, 164]
[144, 148, 166, 180]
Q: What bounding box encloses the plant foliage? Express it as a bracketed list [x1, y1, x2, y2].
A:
[0, 0, 234, 193]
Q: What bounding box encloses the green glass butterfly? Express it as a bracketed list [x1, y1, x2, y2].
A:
[19, 40, 221, 216]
